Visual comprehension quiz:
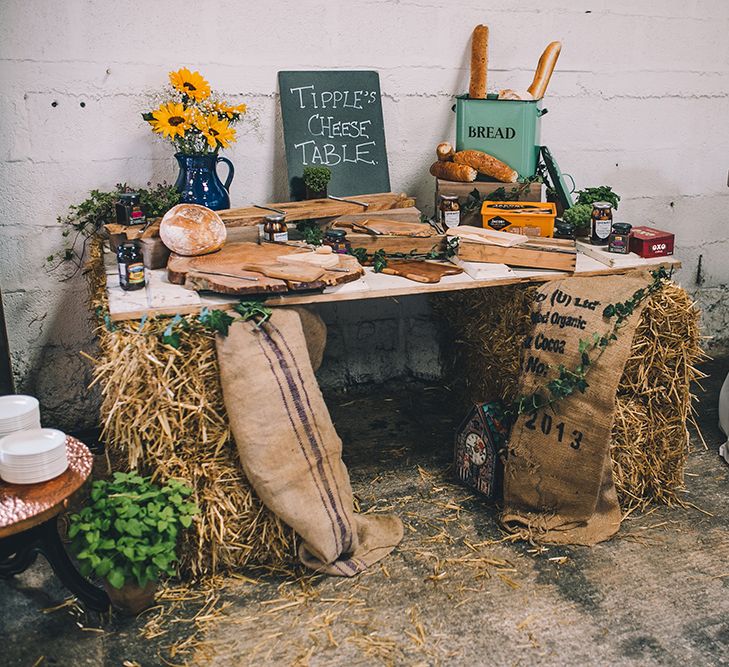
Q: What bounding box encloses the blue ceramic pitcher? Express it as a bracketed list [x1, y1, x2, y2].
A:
[174, 153, 235, 211]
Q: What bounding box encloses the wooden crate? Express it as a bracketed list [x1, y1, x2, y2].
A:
[435, 179, 542, 227]
[458, 237, 576, 272]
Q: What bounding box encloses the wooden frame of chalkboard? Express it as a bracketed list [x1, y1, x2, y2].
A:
[278, 70, 391, 200]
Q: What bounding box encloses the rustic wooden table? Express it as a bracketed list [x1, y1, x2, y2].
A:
[102, 227, 681, 322]
[0, 437, 110, 611]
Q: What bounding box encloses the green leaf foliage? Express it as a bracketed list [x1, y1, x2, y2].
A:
[68, 472, 199, 589]
[302, 166, 332, 192]
[575, 186, 621, 210]
[198, 307, 235, 336]
[49, 183, 180, 272]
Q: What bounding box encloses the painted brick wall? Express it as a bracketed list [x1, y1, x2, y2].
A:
[1, 1, 728, 428]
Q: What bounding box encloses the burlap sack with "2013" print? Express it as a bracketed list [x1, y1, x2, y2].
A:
[501, 272, 651, 545]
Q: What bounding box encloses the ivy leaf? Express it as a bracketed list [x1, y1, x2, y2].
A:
[107, 568, 125, 589]
[198, 307, 234, 336]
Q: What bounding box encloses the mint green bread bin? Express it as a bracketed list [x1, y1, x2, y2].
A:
[454, 94, 547, 178]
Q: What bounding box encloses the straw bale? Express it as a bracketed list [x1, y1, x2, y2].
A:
[85, 242, 297, 578]
[432, 278, 705, 512]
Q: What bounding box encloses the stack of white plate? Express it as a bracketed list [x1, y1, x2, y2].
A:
[0, 395, 41, 437]
[0, 428, 69, 484]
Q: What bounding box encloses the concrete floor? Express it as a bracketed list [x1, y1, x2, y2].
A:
[1, 357, 728, 666]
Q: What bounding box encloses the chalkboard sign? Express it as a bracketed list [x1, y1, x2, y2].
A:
[278, 71, 390, 199]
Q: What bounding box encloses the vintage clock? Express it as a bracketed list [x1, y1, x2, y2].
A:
[454, 401, 510, 501]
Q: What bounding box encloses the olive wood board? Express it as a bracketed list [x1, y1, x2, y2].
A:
[331, 206, 422, 227]
[343, 234, 447, 254]
[167, 242, 363, 295]
[115, 192, 417, 242]
[333, 218, 433, 237]
[379, 260, 463, 283]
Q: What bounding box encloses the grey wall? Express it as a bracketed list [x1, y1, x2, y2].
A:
[1, 1, 728, 429]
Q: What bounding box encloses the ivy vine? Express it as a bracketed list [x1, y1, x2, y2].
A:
[347, 236, 460, 272]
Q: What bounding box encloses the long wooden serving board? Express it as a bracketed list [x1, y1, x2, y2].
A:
[168, 242, 363, 295]
[112, 192, 416, 241]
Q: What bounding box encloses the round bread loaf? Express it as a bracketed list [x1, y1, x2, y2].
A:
[159, 204, 227, 256]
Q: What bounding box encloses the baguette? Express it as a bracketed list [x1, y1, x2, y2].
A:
[429, 160, 477, 183]
[469, 25, 489, 99]
[497, 88, 534, 101]
[527, 41, 562, 100]
[453, 150, 518, 183]
[436, 142, 454, 162]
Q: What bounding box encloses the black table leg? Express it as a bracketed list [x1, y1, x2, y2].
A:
[0, 519, 110, 612]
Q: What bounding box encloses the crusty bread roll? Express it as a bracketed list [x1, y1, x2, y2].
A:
[436, 142, 455, 162]
[527, 41, 562, 100]
[430, 160, 477, 182]
[469, 25, 489, 99]
[453, 150, 518, 183]
[497, 89, 534, 101]
[160, 203, 226, 256]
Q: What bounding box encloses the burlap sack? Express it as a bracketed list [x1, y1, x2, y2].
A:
[216, 307, 403, 575]
[501, 272, 651, 545]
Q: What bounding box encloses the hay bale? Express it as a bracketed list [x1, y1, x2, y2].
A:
[86, 242, 297, 578]
[432, 278, 705, 512]
[611, 282, 706, 511]
[432, 285, 536, 405]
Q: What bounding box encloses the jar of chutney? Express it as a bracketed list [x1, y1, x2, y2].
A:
[116, 241, 146, 291]
[323, 229, 351, 254]
[590, 202, 613, 245]
[263, 214, 288, 243]
[608, 222, 632, 254]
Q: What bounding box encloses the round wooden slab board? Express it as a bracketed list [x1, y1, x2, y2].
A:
[168, 242, 363, 295]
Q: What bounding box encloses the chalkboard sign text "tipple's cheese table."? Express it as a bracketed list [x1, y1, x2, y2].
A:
[278, 71, 390, 199]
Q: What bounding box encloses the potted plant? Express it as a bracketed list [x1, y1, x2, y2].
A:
[68, 472, 199, 615]
[302, 166, 332, 200]
[142, 68, 247, 210]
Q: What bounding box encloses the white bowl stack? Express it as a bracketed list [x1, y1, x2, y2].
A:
[0, 428, 69, 484]
[0, 396, 69, 484]
[0, 395, 41, 437]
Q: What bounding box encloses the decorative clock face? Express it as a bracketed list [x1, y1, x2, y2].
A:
[465, 432, 487, 465]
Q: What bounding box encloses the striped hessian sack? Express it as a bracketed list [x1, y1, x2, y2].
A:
[216, 307, 404, 575]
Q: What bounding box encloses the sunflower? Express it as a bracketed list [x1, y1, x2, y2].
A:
[213, 101, 248, 119]
[169, 68, 211, 102]
[148, 102, 192, 139]
[197, 115, 237, 149]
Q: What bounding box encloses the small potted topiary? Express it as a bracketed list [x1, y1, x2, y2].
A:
[302, 166, 332, 200]
[68, 472, 199, 615]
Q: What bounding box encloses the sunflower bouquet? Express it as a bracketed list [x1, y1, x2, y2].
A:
[142, 68, 246, 155]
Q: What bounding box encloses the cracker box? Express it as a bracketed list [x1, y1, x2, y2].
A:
[481, 201, 556, 238]
[629, 226, 675, 258]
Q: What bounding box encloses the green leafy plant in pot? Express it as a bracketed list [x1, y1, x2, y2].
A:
[302, 166, 332, 200]
[68, 472, 199, 615]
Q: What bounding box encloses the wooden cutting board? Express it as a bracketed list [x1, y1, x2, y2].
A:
[332, 206, 422, 226]
[168, 242, 363, 295]
[334, 218, 433, 237]
[380, 260, 463, 283]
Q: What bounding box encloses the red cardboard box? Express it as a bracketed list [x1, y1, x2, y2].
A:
[629, 226, 675, 258]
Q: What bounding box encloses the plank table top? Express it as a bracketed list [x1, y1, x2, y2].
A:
[103, 238, 681, 322]
[0, 437, 93, 539]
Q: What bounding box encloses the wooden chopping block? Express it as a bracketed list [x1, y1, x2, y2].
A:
[168, 241, 363, 294]
[380, 260, 463, 283]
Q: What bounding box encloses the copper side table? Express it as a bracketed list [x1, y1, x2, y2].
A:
[0, 436, 110, 611]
